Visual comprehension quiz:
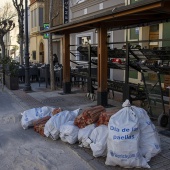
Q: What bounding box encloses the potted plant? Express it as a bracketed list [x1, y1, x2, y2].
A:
[3, 57, 19, 90]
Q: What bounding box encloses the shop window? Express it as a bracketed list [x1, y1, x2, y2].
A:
[77, 36, 91, 61]
[32, 51, 36, 60]
[129, 27, 139, 40]
[163, 22, 170, 47]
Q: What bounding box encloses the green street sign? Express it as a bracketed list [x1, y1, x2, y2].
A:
[43, 23, 49, 39]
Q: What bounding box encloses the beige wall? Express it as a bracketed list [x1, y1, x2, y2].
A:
[43, 39, 49, 64]
[29, 34, 45, 63]
[71, 0, 124, 22]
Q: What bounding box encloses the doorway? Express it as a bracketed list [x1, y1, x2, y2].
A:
[39, 42, 44, 63]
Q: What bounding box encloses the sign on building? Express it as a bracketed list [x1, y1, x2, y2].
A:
[43, 23, 49, 39]
[64, 0, 69, 24]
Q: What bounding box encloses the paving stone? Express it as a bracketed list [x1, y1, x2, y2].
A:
[151, 160, 170, 169]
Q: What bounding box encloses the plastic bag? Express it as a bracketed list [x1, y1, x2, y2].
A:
[21, 106, 55, 129]
[60, 121, 79, 144]
[78, 124, 96, 148]
[44, 109, 80, 140]
[105, 100, 150, 168]
[88, 125, 108, 157]
[132, 106, 161, 162]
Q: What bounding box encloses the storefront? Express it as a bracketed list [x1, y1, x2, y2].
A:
[41, 0, 170, 106]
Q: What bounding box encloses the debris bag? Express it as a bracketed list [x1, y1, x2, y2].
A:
[132, 106, 161, 162]
[105, 100, 150, 168]
[60, 121, 79, 144]
[33, 116, 51, 136]
[44, 109, 80, 140]
[52, 107, 62, 116]
[87, 125, 108, 157]
[78, 124, 96, 148]
[74, 105, 105, 128]
[21, 106, 55, 129]
[96, 109, 119, 126]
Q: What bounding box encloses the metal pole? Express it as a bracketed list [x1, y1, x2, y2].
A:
[23, 0, 31, 91]
[124, 41, 130, 101]
[87, 44, 92, 93]
[123, 29, 130, 101]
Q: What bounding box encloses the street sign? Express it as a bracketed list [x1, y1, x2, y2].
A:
[43, 23, 49, 39]
[64, 0, 69, 24]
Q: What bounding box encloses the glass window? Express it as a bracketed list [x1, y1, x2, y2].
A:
[129, 70, 138, 79]
[31, 11, 33, 28]
[32, 51, 36, 60]
[77, 36, 91, 61]
[80, 36, 91, 45]
[163, 22, 170, 47]
[33, 9, 37, 28]
[130, 0, 142, 4]
[150, 25, 159, 32]
[129, 27, 139, 40]
[39, 8, 43, 27]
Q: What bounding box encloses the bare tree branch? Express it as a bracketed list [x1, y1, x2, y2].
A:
[12, 0, 24, 64]
[0, 2, 17, 21]
[0, 2, 16, 58]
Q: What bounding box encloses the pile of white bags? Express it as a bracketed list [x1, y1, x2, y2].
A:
[60, 121, 79, 144]
[21, 101, 160, 169]
[21, 106, 55, 129]
[105, 100, 161, 168]
[132, 106, 161, 162]
[44, 109, 80, 140]
[87, 125, 108, 157]
[78, 124, 96, 148]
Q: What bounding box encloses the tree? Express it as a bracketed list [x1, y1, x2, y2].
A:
[49, 0, 59, 91]
[11, 45, 19, 58]
[0, 2, 16, 58]
[12, 0, 24, 65]
[49, 0, 55, 90]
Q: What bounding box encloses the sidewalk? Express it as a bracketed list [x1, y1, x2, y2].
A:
[4, 82, 170, 170]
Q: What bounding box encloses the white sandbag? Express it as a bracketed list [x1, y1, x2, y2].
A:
[21, 106, 55, 129]
[132, 106, 161, 162]
[60, 121, 79, 144]
[44, 109, 80, 140]
[105, 100, 150, 168]
[87, 125, 108, 157]
[78, 124, 96, 148]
